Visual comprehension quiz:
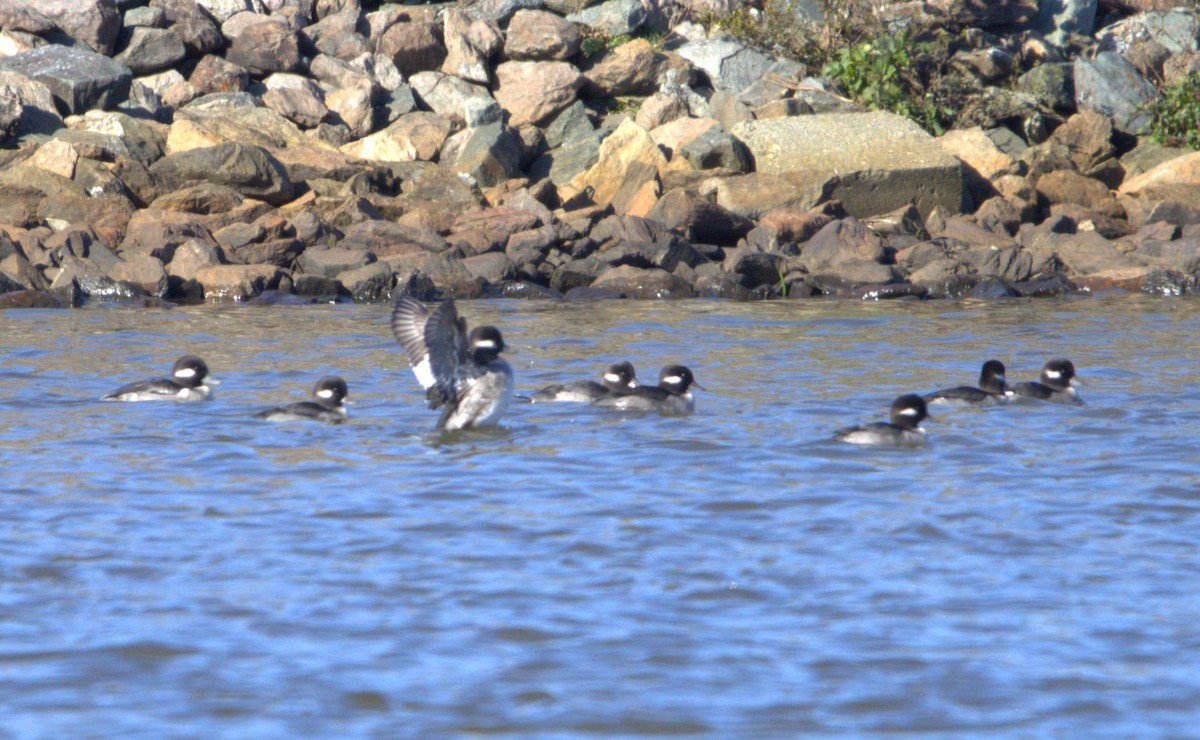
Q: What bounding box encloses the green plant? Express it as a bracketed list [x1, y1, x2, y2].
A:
[822, 31, 955, 134]
[1146, 72, 1200, 150]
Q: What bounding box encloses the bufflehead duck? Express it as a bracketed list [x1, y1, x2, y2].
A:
[923, 359, 1011, 405]
[391, 295, 514, 431]
[254, 376, 350, 424]
[834, 394, 930, 447]
[1012, 359, 1083, 405]
[593, 364, 702, 415]
[529, 361, 638, 403]
[101, 354, 217, 402]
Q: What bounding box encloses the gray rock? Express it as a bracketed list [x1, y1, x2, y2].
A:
[0, 96, 22, 141]
[1096, 9, 1200, 55]
[298, 247, 375, 277]
[451, 122, 525, 188]
[542, 100, 595, 149]
[464, 0, 543, 23]
[291, 273, 343, 297]
[733, 112, 966, 219]
[462, 251, 517, 282]
[1074, 52, 1155, 136]
[0, 70, 63, 137]
[301, 9, 371, 61]
[25, 0, 121, 55]
[567, 0, 647, 36]
[675, 31, 774, 94]
[262, 79, 329, 128]
[115, 27, 187, 74]
[409, 71, 495, 127]
[0, 45, 132, 114]
[149, 143, 294, 205]
[679, 124, 752, 173]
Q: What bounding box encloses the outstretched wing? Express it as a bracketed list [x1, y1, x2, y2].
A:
[391, 295, 469, 409]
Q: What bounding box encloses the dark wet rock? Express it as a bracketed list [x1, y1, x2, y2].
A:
[298, 247, 375, 277]
[856, 282, 927, 300]
[52, 255, 146, 305]
[338, 260, 396, 302]
[0, 45, 131, 114]
[0, 289, 64, 309]
[967, 277, 1018, 298]
[964, 245, 1034, 283]
[292, 273, 344, 298]
[550, 257, 607, 293]
[726, 249, 786, 288]
[492, 280, 563, 300]
[589, 264, 696, 299]
[1011, 275, 1078, 297]
[805, 263, 900, 294]
[244, 289, 312, 306]
[1140, 269, 1200, 296]
[149, 143, 294, 206]
[194, 264, 284, 302]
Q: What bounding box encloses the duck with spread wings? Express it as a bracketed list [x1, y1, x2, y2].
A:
[391, 295, 514, 431]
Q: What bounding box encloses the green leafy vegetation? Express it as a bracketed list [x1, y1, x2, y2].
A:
[1146, 72, 1200, 150]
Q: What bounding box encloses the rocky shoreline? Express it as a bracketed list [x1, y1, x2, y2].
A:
[1, 0, 1199, 308]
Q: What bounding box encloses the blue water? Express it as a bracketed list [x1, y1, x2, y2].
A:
[2, 295, 1200, 735]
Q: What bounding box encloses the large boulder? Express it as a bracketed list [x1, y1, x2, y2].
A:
[0, 46, 131, 114]
[732, 112, 966, 219]
[25, 0, 121, 55]
[1073, 52, 1156, 136]
[149, 143, 294, 205]
[494, 61, 584, 127]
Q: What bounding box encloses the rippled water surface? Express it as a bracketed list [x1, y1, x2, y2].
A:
[3, 295, 1200, 735]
